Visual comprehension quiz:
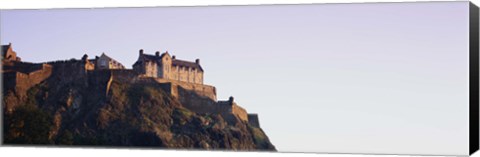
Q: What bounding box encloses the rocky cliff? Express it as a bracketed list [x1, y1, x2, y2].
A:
[2, 60, 276, 151]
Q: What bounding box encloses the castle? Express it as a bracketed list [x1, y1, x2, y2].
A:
[2, 44, 261, 127]
[133, 49, 203, 84]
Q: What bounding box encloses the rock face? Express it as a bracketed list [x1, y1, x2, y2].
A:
[2, 60, 276, 151]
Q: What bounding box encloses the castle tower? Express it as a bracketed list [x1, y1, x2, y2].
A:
[229, 96, 234, 105]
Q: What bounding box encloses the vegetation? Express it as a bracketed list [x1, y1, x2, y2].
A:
[56, 130, 74, 145]
[4, 103, 53, 144]
[4, 84, 53, 144]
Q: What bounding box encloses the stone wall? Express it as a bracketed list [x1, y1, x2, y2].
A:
[247, 114, 260, 128]
[232, 102, 248, 122]
[160, 54, 172, 79]
[135, 61, 157, 77]
[24, 64, 52, 85]
[154, 78, 216, 101]
[217, 100, 248, 122]
[196, 72, 203, 85]
[3, 63, 52, 95]
[109, 69, 139, 82]
[2, 60, 94, 97]
[149, 62, 158, 78]
[171, 66, 203, 84]
[88, 69, 141, 97]
[152, 78, 248, 122]
[2, 61, 45, 73]
[47, 60, 90, 84]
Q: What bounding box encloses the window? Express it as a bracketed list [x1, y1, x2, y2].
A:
[100, 60, 107, 66]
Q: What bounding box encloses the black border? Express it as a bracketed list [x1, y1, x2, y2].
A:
[470, 2, 479, 156]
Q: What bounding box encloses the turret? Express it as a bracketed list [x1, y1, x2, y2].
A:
[229, 96, 234, 105]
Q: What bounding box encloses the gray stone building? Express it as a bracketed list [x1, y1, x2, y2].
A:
[95, 53, 125, 70]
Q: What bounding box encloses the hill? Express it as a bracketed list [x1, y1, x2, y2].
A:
[2, 60, 276, 151]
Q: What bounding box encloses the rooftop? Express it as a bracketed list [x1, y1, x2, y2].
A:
[137, 52, 203, 71]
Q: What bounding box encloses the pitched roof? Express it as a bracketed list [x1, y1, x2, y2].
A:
[173, 59, 203, 71]
[100, 53, 113, 61]
[132, 53, 162, 67]
[142, 54, 161, 61]
[99, 53, 125, 68]
[135, 52, 203, 71]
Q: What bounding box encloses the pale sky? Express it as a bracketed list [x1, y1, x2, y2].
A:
[0, 2, 471, 155]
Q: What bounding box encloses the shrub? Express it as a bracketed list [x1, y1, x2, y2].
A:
[4, 104, 53, 144]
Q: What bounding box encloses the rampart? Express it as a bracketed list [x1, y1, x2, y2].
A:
[47, 60, 89, 77]
[247, 114, 260, 128]
[2, 61, 45, 73]
[151, 78, 249, 123]
[87, 69, 141, 97]
[2, 63, 52, 95]
[217, 100, 248, 122]
[153, 78, 216, 101]
[108, 69, 139, 82]
[232, 102, 248, 122]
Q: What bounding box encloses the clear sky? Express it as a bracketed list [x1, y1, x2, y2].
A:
[0, 1, 471, 155]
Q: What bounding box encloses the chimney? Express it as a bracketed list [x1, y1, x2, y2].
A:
[139, 49, 144, 55]
[195, 59, 200, 64]
[155, 51, 160, 56]
[172, 55, 176, 59]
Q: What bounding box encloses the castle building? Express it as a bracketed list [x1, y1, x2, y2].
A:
[132, 49, 204, 84]
[1, 43, 21, 62]
[95, 53, 125, 70]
